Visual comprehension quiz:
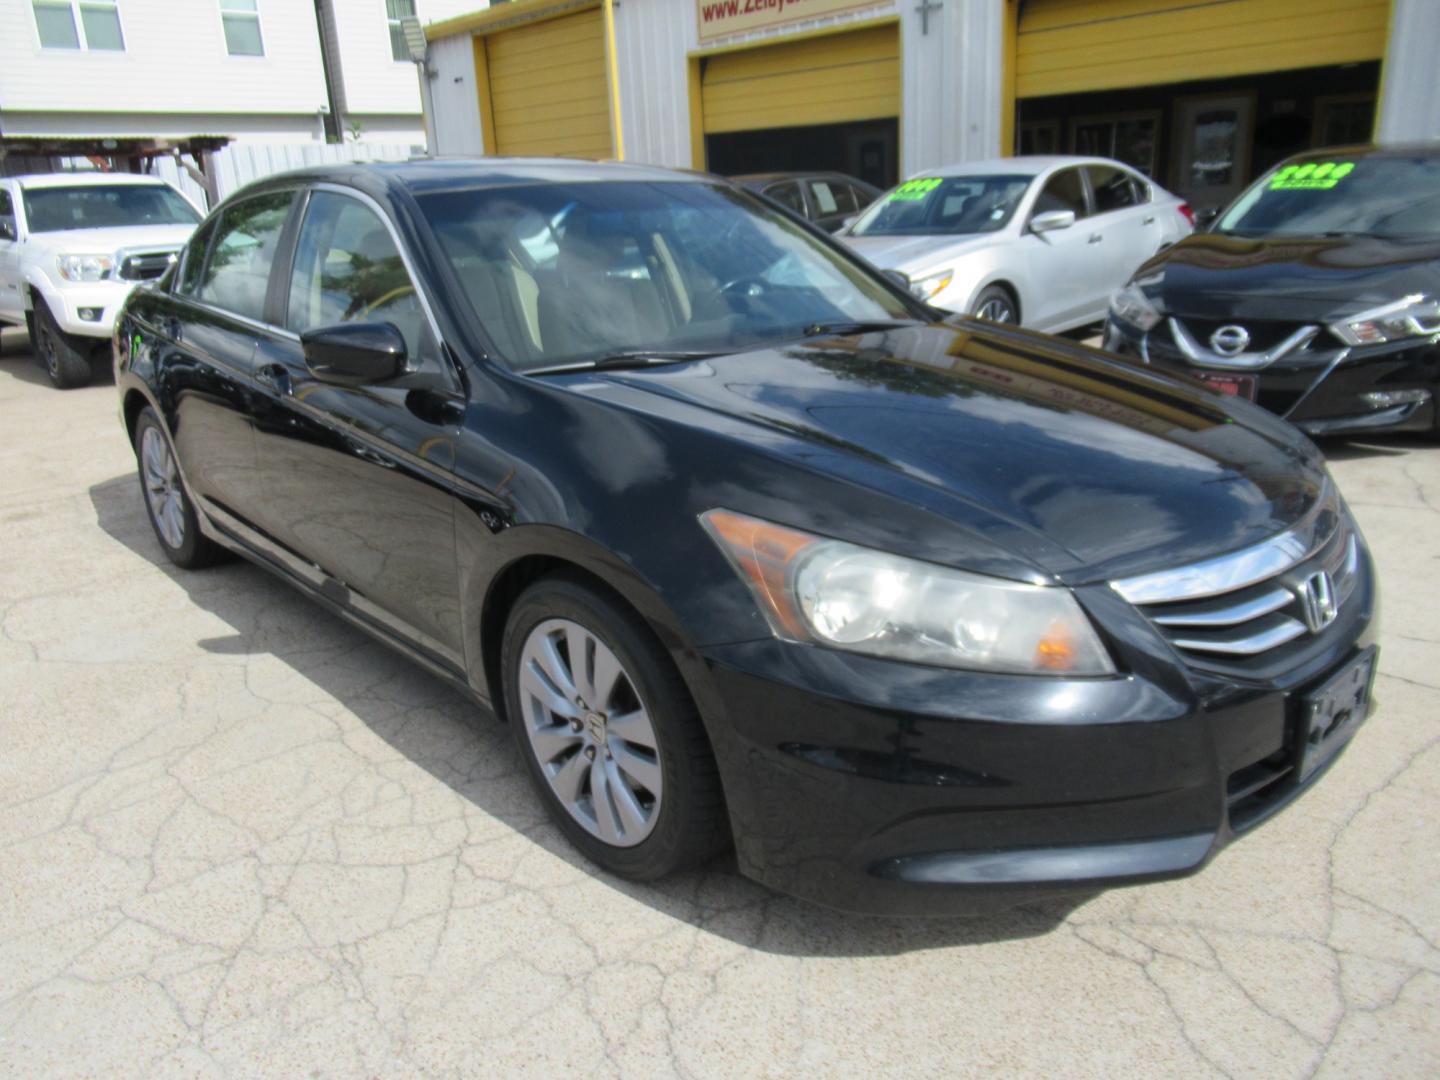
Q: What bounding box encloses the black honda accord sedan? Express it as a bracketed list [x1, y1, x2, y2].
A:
[114, 159, 1377, 915]
[1106, 145, 1440, 437]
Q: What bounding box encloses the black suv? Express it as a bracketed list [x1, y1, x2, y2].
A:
[1105, 146, 1440, 437]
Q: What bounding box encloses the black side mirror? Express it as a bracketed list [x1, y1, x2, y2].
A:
[300, 322, 407, 386]
[1194, 207, 1220, 231]
[0, 218, 15, 242]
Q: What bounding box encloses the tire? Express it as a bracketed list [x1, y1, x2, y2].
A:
[31, 295, 93, 389]
[133, 407, 227, 569]
[971, 285, 1018, 324]
[501, 575, 729, 880]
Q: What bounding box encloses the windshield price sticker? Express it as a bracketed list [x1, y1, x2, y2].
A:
[1270, 161, 1356, 191]
[888, 178, 943, 202]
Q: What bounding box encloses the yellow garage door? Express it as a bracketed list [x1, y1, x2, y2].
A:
[1017, 0, 1389, 99]
[481, 8, 611, 158]
[700, 24, 899, 135]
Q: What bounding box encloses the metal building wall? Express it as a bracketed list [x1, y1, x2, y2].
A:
[1377, 0, 1440, 145]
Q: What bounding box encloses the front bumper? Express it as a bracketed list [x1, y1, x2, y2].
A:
[1104, 316, 1440, 437]
[694, 553, 1377, 916]
[35, 278, 141, 338]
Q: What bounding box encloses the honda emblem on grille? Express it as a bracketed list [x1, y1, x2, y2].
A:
[1299, 570, 1338, 632]
[1209, 324, 1251, 357]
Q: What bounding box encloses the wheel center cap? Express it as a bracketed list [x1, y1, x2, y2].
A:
[583, 710, 607, 742]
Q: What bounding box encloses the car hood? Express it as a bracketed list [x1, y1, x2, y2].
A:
[1147, 233, 1440, 321]
[30, 223, 196, 256]
[578, 323, 1326, 584]
[844, 233, 997, 274]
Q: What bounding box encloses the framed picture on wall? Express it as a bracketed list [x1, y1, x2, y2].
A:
[1068, 111, 1160, 176]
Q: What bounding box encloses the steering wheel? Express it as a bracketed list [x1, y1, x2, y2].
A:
[360, 284, 417, 320]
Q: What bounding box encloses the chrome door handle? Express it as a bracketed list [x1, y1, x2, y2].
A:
[1088, 233, 1103, 244]
[1143, 215, 1156, 225]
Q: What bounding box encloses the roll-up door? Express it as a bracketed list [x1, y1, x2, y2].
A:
[481, 8, 611, 158]
[700, 23, 899, 135]
[1016, 0, 1389, 99]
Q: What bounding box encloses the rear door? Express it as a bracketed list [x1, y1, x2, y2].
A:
[248, 187, 466, 667]
[1022, 166, 1096, 330]
[165, 191, 296, 524]
[1085, 163, 1162, 301]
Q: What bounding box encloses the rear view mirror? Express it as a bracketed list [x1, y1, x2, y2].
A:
[882, 269, 911, 291]
[301, 322, 407, 385]
[1030, 209, 1076, 234]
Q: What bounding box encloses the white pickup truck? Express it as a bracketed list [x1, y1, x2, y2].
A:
[0, 173, 202, 388]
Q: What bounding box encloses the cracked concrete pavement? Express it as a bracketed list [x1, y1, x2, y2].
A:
[1, 326, 1437, 1078]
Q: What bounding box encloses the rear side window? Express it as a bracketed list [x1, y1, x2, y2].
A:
[807, 179, 857, 216]
[285, 191, 425, 359]
[1033, 168, 1088, 217]
[195, 191, 294, 322]
[1088, 165, 1139, 212]
[763, 182, 804, 215]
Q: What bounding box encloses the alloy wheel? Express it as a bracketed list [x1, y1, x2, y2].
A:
[517, 617, 663, 847]
[140, 426, 186, 549]
[36, 323, 60, 378]
[976, 297, 1015, 323]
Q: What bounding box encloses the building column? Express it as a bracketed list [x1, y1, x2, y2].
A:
[1376, 0, 1440, 145]
[901, 0, 1006, 177]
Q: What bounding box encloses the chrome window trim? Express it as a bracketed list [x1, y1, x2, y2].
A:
[1112, 484, 1337, 604]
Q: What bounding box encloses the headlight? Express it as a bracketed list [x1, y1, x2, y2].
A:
[1329, 294, 1440, 346]
[1109, 281, 1161, 332]
[700, 509, 1115, 676]
[909, 269, 954, 302]
[56, 254, 115, 282]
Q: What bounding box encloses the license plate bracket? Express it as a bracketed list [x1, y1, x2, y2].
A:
[1298, 646, 1378, 783]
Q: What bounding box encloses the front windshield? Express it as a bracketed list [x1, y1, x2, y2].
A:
[22, 184, 201, 233]
[847, 175, 1032, 237]
[1216, 155, 1440, 240]
[418, 180, 915, 371]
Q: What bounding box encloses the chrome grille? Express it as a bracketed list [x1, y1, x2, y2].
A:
[1113, 490, 1361, 666]
[117, 249, 177, 282]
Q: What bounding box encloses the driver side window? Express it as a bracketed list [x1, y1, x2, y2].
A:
[285, 191, 424, 358]
[1033, 168, 1089, 218]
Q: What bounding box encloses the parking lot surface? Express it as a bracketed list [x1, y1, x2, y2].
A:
[2, 328, 1438, 1078]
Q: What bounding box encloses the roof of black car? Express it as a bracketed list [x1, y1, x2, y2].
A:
[254, 156, 709, 197]
[1291, 143, 1440, 161]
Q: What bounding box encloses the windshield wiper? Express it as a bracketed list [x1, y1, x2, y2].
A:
[801, 319, 920, 337]
[527, 349, 725, 376]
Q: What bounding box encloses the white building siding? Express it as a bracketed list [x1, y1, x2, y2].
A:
[613, 0, 696, 168]
[428, 28, 485, 156]
[902, 0, 1005, 177]
[0, 0, 329, 123]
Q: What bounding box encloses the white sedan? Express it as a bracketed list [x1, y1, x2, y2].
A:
[840, 156, 1192, 333]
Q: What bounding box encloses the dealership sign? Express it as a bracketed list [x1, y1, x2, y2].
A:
[697, 0, 885, 42]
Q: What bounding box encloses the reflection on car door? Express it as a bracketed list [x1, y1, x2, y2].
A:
[166, 194, 294, 524]
[1086, 164, 1162, 304]
[1023, 166, 1095, 330]
[247, 188, 466, 668]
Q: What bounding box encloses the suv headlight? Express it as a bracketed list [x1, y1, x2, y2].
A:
[909, 269, 954, 302]
[56, 254, 115, 282]
[701, 509, 1115, 676]
[1329, 294, 1440, 346]
[1109, 281, 1162, 331]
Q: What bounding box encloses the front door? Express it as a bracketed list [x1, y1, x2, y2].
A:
[0, 186, 22, 325]
[1022, 166, 1097, 331]
[1174, 94, 1255, 212]
[249, 188, 466, 667]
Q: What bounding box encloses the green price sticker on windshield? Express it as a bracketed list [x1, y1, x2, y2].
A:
[888, 178, 943, 202]
[1269, 161, 1355, 191]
